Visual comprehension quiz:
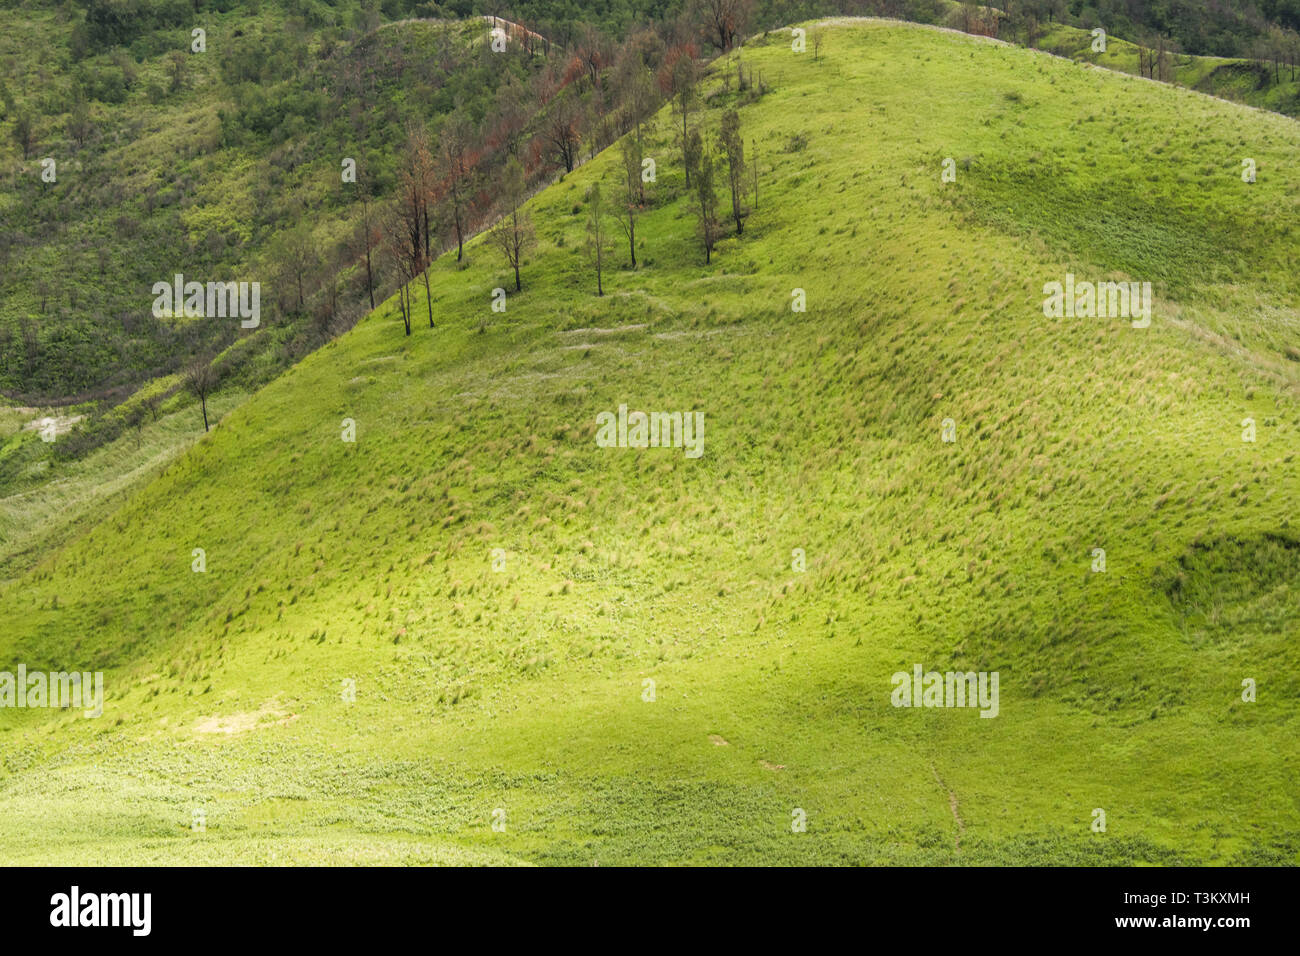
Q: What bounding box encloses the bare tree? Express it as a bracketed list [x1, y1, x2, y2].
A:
[585, 182, 612, 295]
[694, 0, 752, 53]
[543, 93, 583, 173]
[686, 129, 720, 263]
[488, 158, 535, 292]
[492, 74, 531, 159]
[400, 124, 437, 328]
[626, 67, 658, 177]
[184, 359, 219, 432]
[576, 25, 611, 89]
[437, 111, 476, 262]
[383, 207, 414, 336]
[614, 138, 642, 268]
[401, 122, 435, 265]
[659, 47, 698, 187]
[358, 182, 377, 310]
[719, 108, 747, 236]
[1267, 26, 1288, 84]
[614, 54, 658, 151]
[273, 224, 318, 313]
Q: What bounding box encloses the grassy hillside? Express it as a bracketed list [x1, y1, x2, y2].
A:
[1036, 20, 1300, 115]
[0, 386, 250, 581]
[0, 18, 1296, 865]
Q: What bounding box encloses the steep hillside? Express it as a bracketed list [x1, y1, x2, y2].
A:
[0, 18, 1296, 865]
[0, 7, 596, 580]
[0, 7, 560, 399]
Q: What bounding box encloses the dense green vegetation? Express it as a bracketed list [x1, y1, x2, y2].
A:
[0, 9, 555, 400]
[0, 19, 1295, 865]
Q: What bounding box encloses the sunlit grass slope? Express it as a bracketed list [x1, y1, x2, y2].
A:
[0, 18, 1296, 865]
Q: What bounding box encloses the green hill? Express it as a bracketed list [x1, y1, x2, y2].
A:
[0, 18, 1296, 865]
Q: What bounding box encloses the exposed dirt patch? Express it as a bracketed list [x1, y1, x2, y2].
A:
[759, 760, 785, 771]
[708, 734, 729, 746]
[931, 763, 965, 852]
[22, 415, 84, 438]
[195, 702, 298, 735]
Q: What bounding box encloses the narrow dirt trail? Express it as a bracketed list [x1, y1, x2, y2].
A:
[931, 763, 965, 853]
